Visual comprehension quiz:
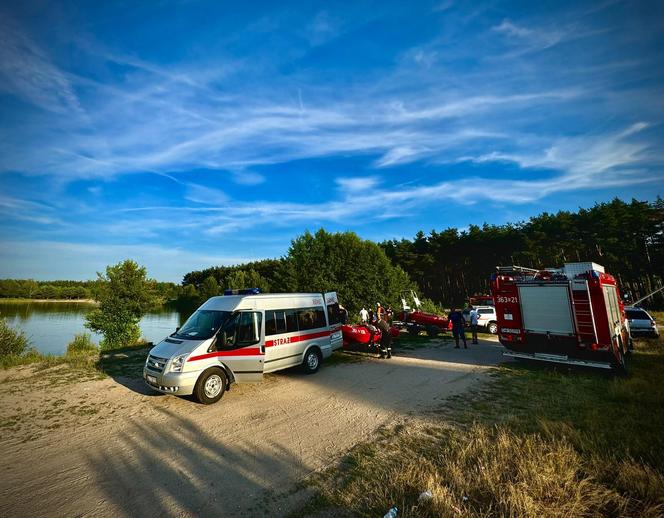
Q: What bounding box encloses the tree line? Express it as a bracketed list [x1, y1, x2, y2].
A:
[178, 229, 415, 315]
[381, 198, 664, 308]
[0, 278, 179, 302]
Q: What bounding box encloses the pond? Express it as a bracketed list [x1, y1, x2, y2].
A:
[0, 301, 191, 355]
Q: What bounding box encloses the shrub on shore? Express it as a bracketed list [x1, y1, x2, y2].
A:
[0, 317, 30, 357]
[66, 333, 98, 356]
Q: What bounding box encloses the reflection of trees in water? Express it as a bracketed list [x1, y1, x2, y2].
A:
[0, 301, 191, 326]
[0, 301, 96, 321]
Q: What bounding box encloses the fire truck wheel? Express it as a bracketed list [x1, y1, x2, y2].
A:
[614, 347, 629, 376]
[488, 321, 498, 334]
[426, 325, 439, 337]
[193, 367, 228, 404]
[302, 348, 321, 374]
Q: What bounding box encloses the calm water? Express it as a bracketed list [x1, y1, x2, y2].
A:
[0, 302, 190, 355]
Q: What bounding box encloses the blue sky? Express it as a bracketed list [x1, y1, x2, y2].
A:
[1, 0, 663, 281]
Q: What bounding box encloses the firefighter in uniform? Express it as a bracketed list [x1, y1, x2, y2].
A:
[376, 313, 392, 359]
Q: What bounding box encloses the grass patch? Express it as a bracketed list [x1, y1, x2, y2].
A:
[66, 333, 98, 355]
[1, 336, 151, 389]
[649, 309, 663, 323]
[300, 336, 664, 517]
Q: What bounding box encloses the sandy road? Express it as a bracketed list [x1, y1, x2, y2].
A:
[0, 339, 505, 517]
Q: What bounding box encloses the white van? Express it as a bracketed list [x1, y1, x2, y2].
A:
[144, 290, 344, 404]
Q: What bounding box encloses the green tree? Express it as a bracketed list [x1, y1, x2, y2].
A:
[277, 229, 414, 313]
[224, 269, 270, 292]
[85, 260, 158, 350]
[200, 275, 220, 301]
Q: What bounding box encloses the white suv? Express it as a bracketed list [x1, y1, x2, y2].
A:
[463, 306, 498, 334]
[625, 306, 659, 337]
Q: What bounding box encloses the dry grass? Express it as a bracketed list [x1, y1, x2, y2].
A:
[298, 336, 664, 517]
[310, 424, 658, 517]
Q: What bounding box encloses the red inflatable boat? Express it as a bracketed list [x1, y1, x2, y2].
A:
[341, 324, 400, 350]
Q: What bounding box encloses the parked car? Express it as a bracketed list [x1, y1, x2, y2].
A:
[463, 306, 498, 334]
[625, 306, 659, 337]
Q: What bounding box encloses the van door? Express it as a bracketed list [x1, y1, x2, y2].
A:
[325, 292, 344, 350]
[215, 311, 264, 382]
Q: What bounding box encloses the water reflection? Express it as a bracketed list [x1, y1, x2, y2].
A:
[0, 302, 192, 356]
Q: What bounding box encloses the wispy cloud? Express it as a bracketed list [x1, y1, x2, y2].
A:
[100, 121, 658, 239]
[0, 15, 81, 114]
[492, 18, 566, 55]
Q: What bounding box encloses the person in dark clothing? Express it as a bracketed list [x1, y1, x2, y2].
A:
[448, 307, 467, 349]
[376, 314, 392, 359]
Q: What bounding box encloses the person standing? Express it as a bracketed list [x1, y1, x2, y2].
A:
[376, 303, 384, 321]
[448, 307, 467, 349]
[376, 314, 392, 359]
[468, 305, 479, 344]
[360, 307, 369, 323]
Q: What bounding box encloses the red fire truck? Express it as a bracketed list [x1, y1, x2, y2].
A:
[490, 262, 632, 372]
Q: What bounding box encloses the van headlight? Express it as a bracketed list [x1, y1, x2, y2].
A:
[170, 354, 188, 373]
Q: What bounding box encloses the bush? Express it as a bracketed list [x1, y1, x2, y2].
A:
[66, 333, 98, 356]
[0, 318, 30, 357]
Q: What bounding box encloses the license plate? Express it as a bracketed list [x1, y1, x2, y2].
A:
[147, 375, 157, 384]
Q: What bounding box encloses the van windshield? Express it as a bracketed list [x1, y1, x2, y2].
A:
[174, 310, 232, 340]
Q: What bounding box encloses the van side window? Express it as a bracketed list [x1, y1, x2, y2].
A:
[220, 312, 262, 349]
[297, 307, 326, 331]
[265, 310, 288, 336]
[285, 309, 298, 332]
[478, 309, 493, 314]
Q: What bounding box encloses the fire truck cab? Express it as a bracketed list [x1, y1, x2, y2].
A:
[490, 262, 631, 372]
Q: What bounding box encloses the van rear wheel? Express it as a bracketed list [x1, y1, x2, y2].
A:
[302, 349, 321, 374]
[194, 368, 227, 404]
[488, 322, 498, 334]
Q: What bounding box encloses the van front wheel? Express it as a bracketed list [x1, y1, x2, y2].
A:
[302, 349, 321, 374]
[194, 368, 227, 404]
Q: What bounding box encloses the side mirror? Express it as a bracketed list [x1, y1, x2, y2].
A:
[176, 326, 180, 332]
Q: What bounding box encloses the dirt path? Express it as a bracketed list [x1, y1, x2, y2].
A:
[0, 338, 506, 517]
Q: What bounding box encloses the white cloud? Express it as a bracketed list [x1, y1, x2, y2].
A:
[0, 16, 81, 114]
[232, 171, 266, 186]
[184, 183, 229, 204]
[492, 18, 566, 54]
[335, 177, 379, 191]
[375, 146, 430, 167]
[493, 19, 535, 39]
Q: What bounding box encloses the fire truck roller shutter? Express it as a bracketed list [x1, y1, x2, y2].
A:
[518, 285, 575, 335]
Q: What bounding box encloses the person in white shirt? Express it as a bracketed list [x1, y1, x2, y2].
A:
[469, 305, 479, 344]
[360, 307, 369, 323]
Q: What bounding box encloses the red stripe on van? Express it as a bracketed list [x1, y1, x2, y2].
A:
[188, 348, 262, 362]
[265, 330, 331, 348]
